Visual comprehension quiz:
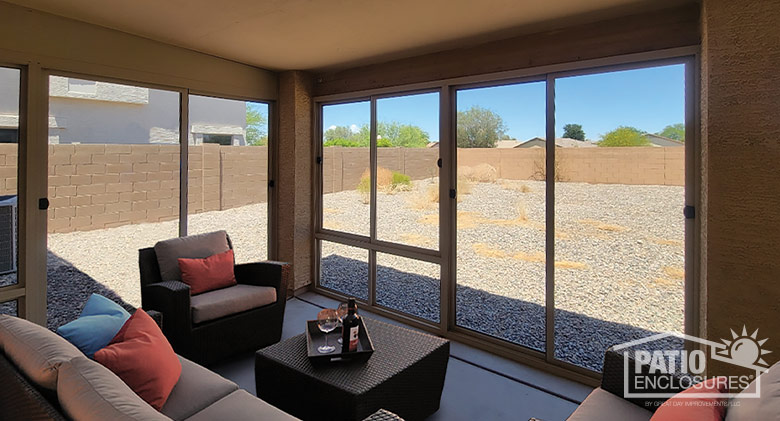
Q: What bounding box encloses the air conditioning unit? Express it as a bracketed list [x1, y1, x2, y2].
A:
[0, 195, 17, 275]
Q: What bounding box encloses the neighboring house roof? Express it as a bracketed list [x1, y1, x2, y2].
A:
[645, 133, 684, 147]
[496, 139, 522, 148]
[517, 137, 597, 148]
[427, 141, 439, 148]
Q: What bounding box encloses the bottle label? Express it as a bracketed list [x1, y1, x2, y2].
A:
[349, 326, 359, 351]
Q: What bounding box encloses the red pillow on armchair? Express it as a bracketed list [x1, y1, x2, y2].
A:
[177, 249, 237, 295]
[651, 376, 729, 421]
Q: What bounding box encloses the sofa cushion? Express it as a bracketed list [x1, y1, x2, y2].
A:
[57, 293, 131, 357]
[567, 387, 652, 421]
[185, 389, 298, 421]
[652, 377, 728, 420]
[190, 284, 276, 324]
[57, 356, 171, 421]
[154, 231, 230, 282]
[726, 361, 780, 421]
[0, 314, 82, 390]
[178, 249, 237, 295]
[94, 309, 182, 410]
[161, 355, 239, 421]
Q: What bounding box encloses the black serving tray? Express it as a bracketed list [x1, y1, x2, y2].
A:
[305, 317, 375, 364]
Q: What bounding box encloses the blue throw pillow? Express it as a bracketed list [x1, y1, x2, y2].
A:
[57, 294, 131, 358]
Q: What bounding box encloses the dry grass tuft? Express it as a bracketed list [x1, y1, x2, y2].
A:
[472, 243, 508, 258]
[407, 185, 439, 210]
[322, 219, 344, 231]
[649, 237, 683, 247]
[458, 177, 473, 195]
[459, 164, 498, 183]
[500, 180, 532, 193]
[652, 278, 679, 288]
[512, 251, 545, 263]
[579, 219, 629, 232]
[663, 266, 685, 279]
[555, 261, 588, 270]
[400, 233, 435, 247]
[322, 208, 342, 215]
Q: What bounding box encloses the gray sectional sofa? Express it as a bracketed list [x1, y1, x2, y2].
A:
[0, 313, 298, 421]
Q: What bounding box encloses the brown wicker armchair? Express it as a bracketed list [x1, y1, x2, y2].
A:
[139, 232, 289, 366]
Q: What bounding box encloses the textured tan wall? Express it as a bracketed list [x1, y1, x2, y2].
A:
[277, 71, 314, 292]
[701, 0, 780, 376]
[322, 146, 684, 193]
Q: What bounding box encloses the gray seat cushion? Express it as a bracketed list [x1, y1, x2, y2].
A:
[185, 390, 298, 421]
[726, 360, 780, 421]
[566, 387, 652, 421]
[57, 356, 172, 421]
[154, 231, 230, 282]
[161, 356, 239, 420]
[0, 314, 83, 391]
[191, 284, 277, 324]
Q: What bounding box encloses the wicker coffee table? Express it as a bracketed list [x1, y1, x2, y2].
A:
[255, 317, 449, 421]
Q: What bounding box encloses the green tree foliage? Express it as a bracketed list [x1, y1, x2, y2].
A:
[598, 126, 651, 147]
[456, 106, 508, 148]
[322, 122, 429, 147]
[563, 123, 585, 141]
[657, 123, 685, 142]
[246, 104, 268, 146]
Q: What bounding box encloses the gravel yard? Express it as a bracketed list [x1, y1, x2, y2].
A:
[321, 178, 685, 371]
[5, 177, 684, 372]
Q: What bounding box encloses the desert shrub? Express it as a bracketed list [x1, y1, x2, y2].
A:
[356, 167, 412, 202]
[458, 177, 473, 195]
[458, 163, 498, 183]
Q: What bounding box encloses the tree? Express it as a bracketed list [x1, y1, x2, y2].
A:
[563, 123, 585, 141]
[657, 123, 685, 142]
[325, 122, 429, 147]
[324, 125, 356, 143]
[245, 104, 268, 146]
[456, 106, 508, 148]
[598, 126, 651, 147]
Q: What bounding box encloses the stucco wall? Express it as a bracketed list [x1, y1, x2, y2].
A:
[701, 0, 780, 377]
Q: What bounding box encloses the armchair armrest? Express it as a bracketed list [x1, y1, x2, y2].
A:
[141, 281, 191, 341]
[235, 261, 290, 299]
[145, 310, 163, 329]
[601, 347, 695, 412]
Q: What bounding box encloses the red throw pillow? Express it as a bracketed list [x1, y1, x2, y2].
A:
[94, 309, 182, 410]
[177, 249, 237, 295]
[651, 377, 729, 421]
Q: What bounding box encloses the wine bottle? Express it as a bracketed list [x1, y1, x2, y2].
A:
[341, 298, 360, 353]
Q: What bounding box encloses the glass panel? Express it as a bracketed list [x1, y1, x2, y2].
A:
[321, 102, 370, 237]
[0, 299, 17, 316]
[319, 240, 368, 301]
[375, 93, 439, 250]
[554, 64, 686, 371]
[0, 67, 20, 287]
[376, 253, 440, 322]
[455, 82, 547, 352]
[187, 96, 269, 263]
[47, 76, 180, 313]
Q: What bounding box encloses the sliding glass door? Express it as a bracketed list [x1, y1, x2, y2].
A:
[315, 57, 693, 377]
[317, 91, 442, 324]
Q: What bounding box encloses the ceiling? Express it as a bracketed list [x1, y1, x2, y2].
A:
[6, 0, 688, 71]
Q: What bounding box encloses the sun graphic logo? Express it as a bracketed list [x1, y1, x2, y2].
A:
[716, 326, 772, 371]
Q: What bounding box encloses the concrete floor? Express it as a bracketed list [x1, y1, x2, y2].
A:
[211, 292, 592, 421]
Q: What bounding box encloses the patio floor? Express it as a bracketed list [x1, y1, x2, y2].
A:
[210, 291, 592, 421]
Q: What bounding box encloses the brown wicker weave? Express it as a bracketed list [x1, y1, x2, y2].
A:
[255, 318, 449, 421]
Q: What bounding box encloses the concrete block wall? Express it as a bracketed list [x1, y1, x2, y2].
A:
[323, 146, 684, 194]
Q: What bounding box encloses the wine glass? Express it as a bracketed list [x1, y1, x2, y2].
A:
[336, 302, 349, 344]
[317, 309, 338, 354]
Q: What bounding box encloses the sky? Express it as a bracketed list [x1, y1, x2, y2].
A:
[322, 63, 685, 143]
